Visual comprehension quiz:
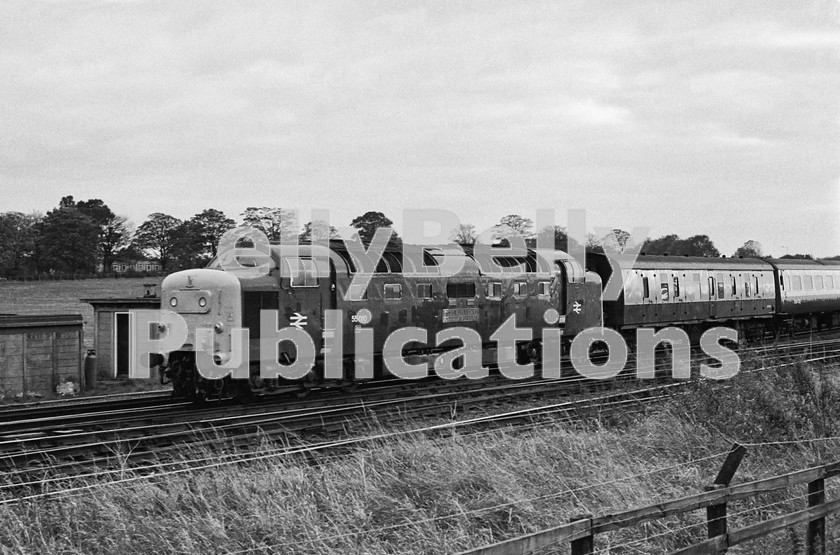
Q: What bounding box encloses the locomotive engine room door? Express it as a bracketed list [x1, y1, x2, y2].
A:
[282, 257, 324, 362]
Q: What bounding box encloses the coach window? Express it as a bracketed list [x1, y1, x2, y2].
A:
[815, 276, 824, 290]
[716, 273, 725, 299]
[538, 282, 551, 296]
[804, 275, 813, 291]
[487, 282, 502, 298]
[384, 283, 402, 300]
[730, 276, 737, 296]
[754, 276, 760, 296]
[827, 276, 835, 290]
[513, 282, 528, 297]
[416, 283, 432, 299]
[744, 274, 751, 297]
[642, 277, 650, 299]
[287, 258, 319, 287]
[660, 282, 670, 301]
[672, 276, 680, 298]
[792, 275, 802, 291]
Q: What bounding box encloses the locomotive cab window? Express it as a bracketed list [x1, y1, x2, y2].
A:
[384, 283, 402, 300]
[285, 258, 319, 287]
[417, 283, 432, 299]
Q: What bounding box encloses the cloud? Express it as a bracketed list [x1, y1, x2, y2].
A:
[0, 2, 837, 256]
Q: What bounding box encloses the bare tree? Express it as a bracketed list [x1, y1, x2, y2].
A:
[450, 224, 477, 245]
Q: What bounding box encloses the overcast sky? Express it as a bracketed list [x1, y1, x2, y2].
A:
[1, 1, 838, 256]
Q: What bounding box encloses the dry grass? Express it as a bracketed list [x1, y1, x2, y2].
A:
[1, 351, 839, 554]
[0, 413, 730, 555]
[3, 360, 840, 555]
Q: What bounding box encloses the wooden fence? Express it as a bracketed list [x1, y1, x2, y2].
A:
[458, 443, 840, 555]
[0, 272, 163, 281]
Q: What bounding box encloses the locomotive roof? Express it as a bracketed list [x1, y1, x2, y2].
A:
[262, 242, 577, 277]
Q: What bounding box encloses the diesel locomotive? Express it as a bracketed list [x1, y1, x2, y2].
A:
[157, 241, 603, 400]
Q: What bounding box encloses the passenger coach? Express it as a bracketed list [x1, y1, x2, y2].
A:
[588, 253, 776, 343]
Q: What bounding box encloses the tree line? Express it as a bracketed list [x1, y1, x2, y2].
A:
[0, 201, 833, 277]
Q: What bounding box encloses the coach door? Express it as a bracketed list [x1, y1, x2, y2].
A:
[708, 275, 717, 319]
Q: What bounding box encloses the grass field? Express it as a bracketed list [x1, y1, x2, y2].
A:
[0, 277, 162, 349]
[2, 358, 839, 554]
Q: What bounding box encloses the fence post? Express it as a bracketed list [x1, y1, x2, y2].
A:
[705, 443, 747, 550]
[569, 514, 594, 555]
[807, 477, 826, 555]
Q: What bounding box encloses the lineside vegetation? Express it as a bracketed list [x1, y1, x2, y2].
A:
[2, 352, 840, 554]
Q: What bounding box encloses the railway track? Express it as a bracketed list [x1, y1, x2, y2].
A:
[0, 390, 175, 423]
[1, 329, 838, 489]
[0, 380, 684, 503]
[0, 372, 634, 470]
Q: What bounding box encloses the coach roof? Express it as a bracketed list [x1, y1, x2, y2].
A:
[612, 254, 774, 272]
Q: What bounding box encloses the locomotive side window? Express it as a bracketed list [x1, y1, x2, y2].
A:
[417, 283, 432, 299]
[447, 282, 476, 298]
[487, 282, 502, 298]
[286, 258, 319, 287]
[384, 283, 402, 300]
[804, 275, 813, 291]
